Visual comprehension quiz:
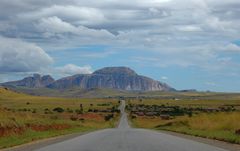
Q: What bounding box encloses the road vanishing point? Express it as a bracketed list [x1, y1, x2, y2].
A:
[36, 100, 229, 151]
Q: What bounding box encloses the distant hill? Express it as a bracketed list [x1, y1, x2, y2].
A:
[2, 74, 54, 88]
[1, 67, 174, 92]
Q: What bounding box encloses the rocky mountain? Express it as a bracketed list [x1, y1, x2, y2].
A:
[1, 67, 175, 91]
[48, 67, 174, 91]
[1, 74, 55, 88]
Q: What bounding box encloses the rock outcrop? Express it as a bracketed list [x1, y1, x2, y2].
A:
[2, 74, 55, 88]
[1, 67, 174, 91]
[48, 67, 174, 91]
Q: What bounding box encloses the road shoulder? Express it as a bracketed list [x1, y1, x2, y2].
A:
[158, 130, 240, 151]
[1, 131, 92, 151]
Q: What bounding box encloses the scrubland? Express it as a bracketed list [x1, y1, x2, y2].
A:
[0, 88, 120, 149]
[127, 97, 240, 144]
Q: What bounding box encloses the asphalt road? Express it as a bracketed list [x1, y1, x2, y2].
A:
[36, 100, 229, 151]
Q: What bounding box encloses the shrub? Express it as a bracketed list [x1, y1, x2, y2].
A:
[104, 114, 114, 121]
[75, 109, 83, 114]
[187, 111, 193, 117]
[66, 108, 73, 113]
[79, 118, 85, 122]
[44, 108, 52, 114]
[97, 103, 110, 106]
[70, 115, 78, 121]
[53, 107, 64, 113]
[131, 115, 137, 119]
[32, 109, 37, 113]
[235, 129, 240, 135]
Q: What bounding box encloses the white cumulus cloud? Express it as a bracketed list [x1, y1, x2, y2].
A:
[0, 36, 53, 73]
[55, 64, 92, 76]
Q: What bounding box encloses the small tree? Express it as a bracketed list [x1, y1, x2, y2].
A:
[80, 104, 83, 112]
[53, 107, 64, 113]
[187, 111, 193, 117]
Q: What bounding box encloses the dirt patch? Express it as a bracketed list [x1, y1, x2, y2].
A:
[0, 126, 25, 137]
[78, 113, 104, 121]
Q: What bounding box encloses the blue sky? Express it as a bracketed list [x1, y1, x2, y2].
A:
[46, 45, 240, 92]
[0, 0, 240, 92]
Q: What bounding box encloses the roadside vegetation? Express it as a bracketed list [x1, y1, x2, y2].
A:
[0, 87, 120, 149]
[127, 97, 240, 144]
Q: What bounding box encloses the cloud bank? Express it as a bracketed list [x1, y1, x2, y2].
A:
[0, 0, 240, 84]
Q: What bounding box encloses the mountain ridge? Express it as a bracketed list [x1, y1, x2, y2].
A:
[2, 74, 55, 88]
[1, 67, 175, 92]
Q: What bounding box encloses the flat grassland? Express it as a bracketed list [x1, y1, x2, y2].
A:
[127, 94, 240, 144]
[0, 88, 120, 149]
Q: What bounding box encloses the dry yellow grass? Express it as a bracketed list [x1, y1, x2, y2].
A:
[129, 98, 240, 144]
[131, 112, 240, 143]
[185, 112, 240, 131]
[0, 88, 120, 149]
[0, 88, 119, 112]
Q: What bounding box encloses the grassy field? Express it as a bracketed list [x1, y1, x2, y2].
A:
[10, 86, 130, 98]
[10, 86, 240, 99]
[127, 97, 240, 144]
[0, 88, 120, 149]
